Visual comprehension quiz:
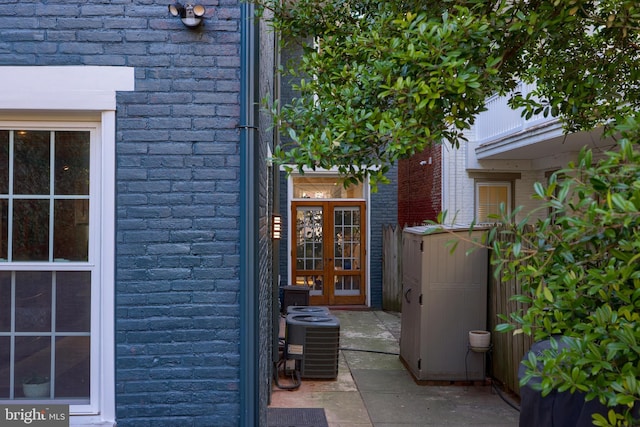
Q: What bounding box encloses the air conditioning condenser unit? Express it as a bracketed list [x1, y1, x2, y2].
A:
[285, 313, 340, 379]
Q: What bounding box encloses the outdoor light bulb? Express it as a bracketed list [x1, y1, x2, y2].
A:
[168, 3, 183, 17]
[193, 4, 205, 17]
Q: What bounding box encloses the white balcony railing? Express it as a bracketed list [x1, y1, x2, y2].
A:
[473, 82, 556, 145]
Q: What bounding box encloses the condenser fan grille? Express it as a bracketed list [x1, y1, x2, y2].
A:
[285, 312, 340, 379]
[301, 326, 340, 378]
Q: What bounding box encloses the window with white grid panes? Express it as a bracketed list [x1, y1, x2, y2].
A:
[0, 129, 93, 404]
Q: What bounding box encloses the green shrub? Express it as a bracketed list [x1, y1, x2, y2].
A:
[492, 116, 640, 426]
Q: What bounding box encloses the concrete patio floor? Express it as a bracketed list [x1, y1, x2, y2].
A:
[269, 310, 521, 427]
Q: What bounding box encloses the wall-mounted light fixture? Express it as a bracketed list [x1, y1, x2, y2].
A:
[272, 215, 282, 240]
[168, 3, 206, 28]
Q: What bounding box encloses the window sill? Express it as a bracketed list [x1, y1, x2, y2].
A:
[70, 415, 116, 426]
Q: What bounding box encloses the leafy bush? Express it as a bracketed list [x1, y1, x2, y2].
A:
[492, 116, 640, 426]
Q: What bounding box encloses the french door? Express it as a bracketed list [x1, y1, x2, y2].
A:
[291, 201, 366, 306]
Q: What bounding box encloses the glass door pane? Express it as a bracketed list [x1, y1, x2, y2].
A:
[333, 206, 362, 297]
[295, 206, 324, 297]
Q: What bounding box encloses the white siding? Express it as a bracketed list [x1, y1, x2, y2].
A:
[443, 140, 558, 226]
[441, 142, 475, 225]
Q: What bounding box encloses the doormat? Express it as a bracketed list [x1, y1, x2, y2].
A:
[267, 407, 328, 427]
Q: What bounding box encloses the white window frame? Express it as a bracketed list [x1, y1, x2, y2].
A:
[0, 123, 100, 407]
[0, 66, 135, 427]
[475, 181, 512, 224]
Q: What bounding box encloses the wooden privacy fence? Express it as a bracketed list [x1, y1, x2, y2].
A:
[488, 224, 533, 397]
[382, 224, 402, 312]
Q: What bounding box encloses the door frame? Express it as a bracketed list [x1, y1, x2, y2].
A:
[291, 200, 366, 305]
[286, 171, 370, 307]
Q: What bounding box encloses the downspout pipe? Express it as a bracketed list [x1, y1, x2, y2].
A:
[239, 1, 259, 426]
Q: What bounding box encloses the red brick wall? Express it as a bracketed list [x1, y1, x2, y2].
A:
[398, 145, 442, 227]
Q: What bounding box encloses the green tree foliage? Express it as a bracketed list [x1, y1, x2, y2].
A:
[492, 117, 640, 426]
[254, 0, 640, 425]
[500, 0, 640, 133]
[254, 0, 639, 185]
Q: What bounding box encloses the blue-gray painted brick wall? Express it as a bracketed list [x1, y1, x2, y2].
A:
[369, 164, 399, 308]
[257, 14, 278, 427]
[0, 1, 261, 426]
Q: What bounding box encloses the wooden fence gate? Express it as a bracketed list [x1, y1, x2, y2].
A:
[488, 225, 533, 397]
[382, 224, 402, 312]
